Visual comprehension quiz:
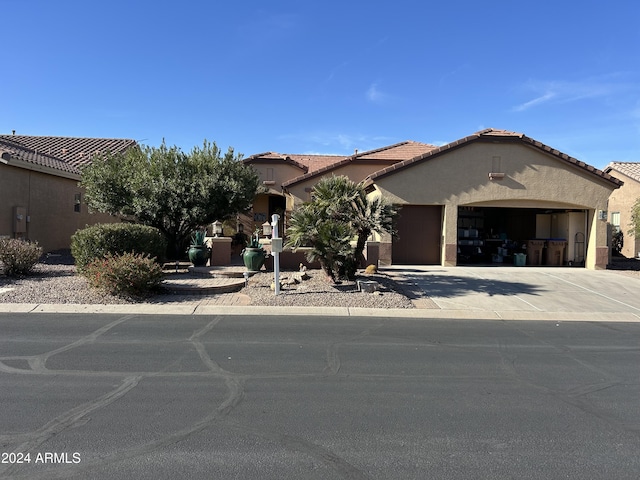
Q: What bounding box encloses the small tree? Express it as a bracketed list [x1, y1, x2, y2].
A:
[286, 202, 353, 282]
[80, 140, 260, 258]
[311, 176, 396, 278]
[612, 229, 624, 256]
[285, 175, 397, 281]
[628, 198, 640, 240]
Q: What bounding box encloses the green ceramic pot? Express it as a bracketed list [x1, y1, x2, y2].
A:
[188, 245, 209, 267]
[242, 247, 266, 271]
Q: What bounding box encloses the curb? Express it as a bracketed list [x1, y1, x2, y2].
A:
[1, 303, 639, 322]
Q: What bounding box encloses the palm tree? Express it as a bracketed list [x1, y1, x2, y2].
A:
[287, 175, 397, 281]
[285, 202, 353, 283]
[349, 193, 397, 270]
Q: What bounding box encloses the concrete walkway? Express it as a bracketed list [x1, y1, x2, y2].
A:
[1, 266, 640, 322]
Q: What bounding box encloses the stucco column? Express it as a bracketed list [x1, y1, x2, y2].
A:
[586, 209, 609, 270]
[208, 237, 232, 266]
[364, 241, 380, 268]
[442, 204, 458, 266]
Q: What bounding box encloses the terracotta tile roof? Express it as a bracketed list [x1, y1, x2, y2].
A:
[356, 140, 438, 161]
[243, 151, 346, 174]
[282, 141, 437, 188]
[365, 128, 623, 188]
[0, 134, 136, 177]
[0, 138, 79, 175]
[604, 162, 640, 183]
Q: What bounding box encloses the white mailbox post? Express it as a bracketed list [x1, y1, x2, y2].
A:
[270, 214, 282, 295]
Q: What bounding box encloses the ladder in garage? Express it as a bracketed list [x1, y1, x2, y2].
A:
[573, 232, 585, 266]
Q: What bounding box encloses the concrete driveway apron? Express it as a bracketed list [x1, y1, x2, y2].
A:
[385, 265, 640, 320]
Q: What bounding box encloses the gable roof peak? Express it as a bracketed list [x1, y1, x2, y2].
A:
[475, 128, 524, 138]
[364, 128, 622, 188]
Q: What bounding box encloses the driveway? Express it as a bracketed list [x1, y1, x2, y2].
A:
[385, 265, 640, 321]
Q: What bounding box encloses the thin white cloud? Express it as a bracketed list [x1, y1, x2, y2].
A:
[366, 83, 384, 102]
[513, 76, 623, 112]
[513, 91, 556, 112]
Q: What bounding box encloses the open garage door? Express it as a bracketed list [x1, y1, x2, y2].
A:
[392, 205, 442, 264]
[457, 207, 588, 266]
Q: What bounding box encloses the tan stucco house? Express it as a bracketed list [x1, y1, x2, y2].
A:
[604, 162, 640, 259]
[2, 129, 619, 270]
[246, 129, 622, 270]
[364, 129, 621, 270]
[242, 141, 437, 233]
[0, 134, 136, 252]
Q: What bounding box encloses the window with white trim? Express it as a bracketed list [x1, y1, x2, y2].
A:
[611, 211, 621, 232]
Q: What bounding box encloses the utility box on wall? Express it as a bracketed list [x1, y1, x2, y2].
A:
[13, 206, 27, 235]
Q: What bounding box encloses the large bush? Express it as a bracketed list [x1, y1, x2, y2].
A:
[80, 140, 260, 258]
[83, 252, 164, 297]
[0, 238, 43, 277]
[71, 223, 167, 272]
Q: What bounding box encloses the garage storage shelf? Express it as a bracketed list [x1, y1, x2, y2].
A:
[457, 209, 525, 265]
[458, 212, 485, 263]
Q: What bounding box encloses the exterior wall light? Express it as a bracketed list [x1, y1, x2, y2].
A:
[212, 220, 223, 237]
[262, 221, 273, 237]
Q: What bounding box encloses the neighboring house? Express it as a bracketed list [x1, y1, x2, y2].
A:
[604, 162, 640, 259]
[243, 141, 436, 233]
[246, 129, 622, 270]
[0, 133, 136, 252]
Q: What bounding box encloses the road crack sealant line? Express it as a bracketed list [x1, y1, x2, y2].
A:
[0, 375, 143, 479]
[0, 315, 247, 479]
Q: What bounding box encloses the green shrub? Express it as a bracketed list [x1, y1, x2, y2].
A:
[0, 238, 43, 276]
[83, 252, 164, 297]
[71, 223, 167, 272]
[612, 230, 624, 255]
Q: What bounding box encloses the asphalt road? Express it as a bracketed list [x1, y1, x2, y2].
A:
[0, 313, 639, 479]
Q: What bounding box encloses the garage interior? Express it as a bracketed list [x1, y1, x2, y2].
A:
[457, 207, 588, 267]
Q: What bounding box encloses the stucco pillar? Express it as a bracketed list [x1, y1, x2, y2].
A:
[586, 209, 609, 270]
[209, 237, 232, 266]
[364, 241, 380, 268]
[442, 204, 458, 266]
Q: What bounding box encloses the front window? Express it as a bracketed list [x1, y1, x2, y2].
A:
[611, 211, 621, 232]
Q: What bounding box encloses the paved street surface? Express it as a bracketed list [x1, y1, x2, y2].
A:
[1, 313, 639, 479]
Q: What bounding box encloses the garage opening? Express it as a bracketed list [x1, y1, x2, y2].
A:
[457, 207, 588, 267]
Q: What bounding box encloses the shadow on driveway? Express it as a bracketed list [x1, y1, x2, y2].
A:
[388, 270, 545, 301]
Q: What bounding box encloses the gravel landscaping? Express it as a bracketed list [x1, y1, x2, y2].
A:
[2, 252, 639, 308]
[0, 251, 414, 308]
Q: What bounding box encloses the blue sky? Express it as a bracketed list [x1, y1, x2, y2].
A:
[2, 0, 639, 170]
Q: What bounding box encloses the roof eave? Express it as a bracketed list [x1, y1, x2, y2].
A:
[2, 156, 81, 181]
[367, 131, 623, 189]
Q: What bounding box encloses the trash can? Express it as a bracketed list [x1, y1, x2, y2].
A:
[513, 253, 526, 267]
[545, 240, 567, 266]
[526, 240, 545, 265]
